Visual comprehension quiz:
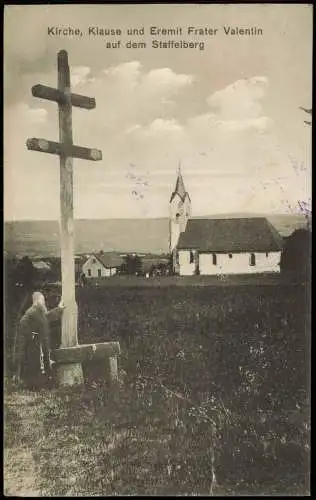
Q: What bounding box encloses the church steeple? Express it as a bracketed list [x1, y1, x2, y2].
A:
[170, 164, 187, 202]
[169, 166, 191, 254]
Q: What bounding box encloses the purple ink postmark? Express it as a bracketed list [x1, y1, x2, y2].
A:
[126, 163, 149, 201]
[297, 198, 312, 218]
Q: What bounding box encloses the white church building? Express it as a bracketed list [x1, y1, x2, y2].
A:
[169, 170, 283, 276]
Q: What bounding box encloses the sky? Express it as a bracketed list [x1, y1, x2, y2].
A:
[4, 4, 312, 221]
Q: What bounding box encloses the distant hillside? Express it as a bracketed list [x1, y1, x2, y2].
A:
[4, 219, 170, 258]
[4, 214, 309, 258]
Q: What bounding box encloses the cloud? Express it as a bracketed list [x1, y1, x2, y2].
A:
[4, 102, 49, 160]
[3, 4, 311, 221]
[68, 61, 194, 150]
[81, 74, 276, 184]
[71, 66, 95, 88]
[129, 118, 184, 137]
[103, 61, 142, 83]
[102, 62, 194, 111]
[148, 118, 184, 135]
[16, 103, 48, 124]
[4, 66, 310, 219]
[87, 73, 290, 189]
[207, 76, 269, 120]
[143, 67, 194, 91]
[102, 62, 193, 91]
[219, 116, 273, 132]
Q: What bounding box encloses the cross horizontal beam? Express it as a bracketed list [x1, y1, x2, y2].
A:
[26, 137, 102, 161]
[51, 342, 121, 365]
[32, 84, 96, 110]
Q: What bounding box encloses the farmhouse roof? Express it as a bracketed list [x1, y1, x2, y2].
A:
[92, 252, 124, 269]
[178, 217, 283, 253]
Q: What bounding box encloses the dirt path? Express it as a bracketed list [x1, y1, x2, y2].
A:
[4, 391, 45, 497]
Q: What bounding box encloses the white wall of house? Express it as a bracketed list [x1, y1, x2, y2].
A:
[82, 256, 117, 278]
[198, 251, 281, 275]
[178, 250, 196, 275]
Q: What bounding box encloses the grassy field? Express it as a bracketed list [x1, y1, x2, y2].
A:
[4, 281, 310, 496]
[71, 273, 291, 287]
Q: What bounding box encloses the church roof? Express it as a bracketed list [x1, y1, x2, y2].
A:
[178, 217, 283, 253]
[170, 170, 190, 202]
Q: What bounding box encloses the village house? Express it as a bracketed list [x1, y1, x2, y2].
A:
[82, 252, 123, 278]
[169, 170, 283, 276]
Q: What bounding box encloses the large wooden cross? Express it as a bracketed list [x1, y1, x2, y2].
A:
[26, 50, 120, 386]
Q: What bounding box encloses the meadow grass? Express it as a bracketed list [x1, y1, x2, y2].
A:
[4, 282, 310, 495]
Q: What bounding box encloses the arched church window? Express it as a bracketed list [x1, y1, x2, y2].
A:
[190, 251, 194, 264]
[212, 254, 217, 265]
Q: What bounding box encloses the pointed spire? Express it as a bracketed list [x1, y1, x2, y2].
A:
[174, 165, 186, 200]
[170, 163, 191, 203]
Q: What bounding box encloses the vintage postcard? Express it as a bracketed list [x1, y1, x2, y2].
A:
[4, 3, 311, 496]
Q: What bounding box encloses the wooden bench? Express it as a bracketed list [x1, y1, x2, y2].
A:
[51, 341, 121, 385]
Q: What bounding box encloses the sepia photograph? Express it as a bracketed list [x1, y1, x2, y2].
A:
[4, 3, 311, 496]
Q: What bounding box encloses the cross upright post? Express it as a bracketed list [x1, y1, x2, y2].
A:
[57, 51, 82, 385]
[26, 50, 121, 388]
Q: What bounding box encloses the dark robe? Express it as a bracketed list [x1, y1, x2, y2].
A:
[15, 304, 62, 389]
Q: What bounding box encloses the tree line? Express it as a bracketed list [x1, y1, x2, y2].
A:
[4, 228, 311, 290]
